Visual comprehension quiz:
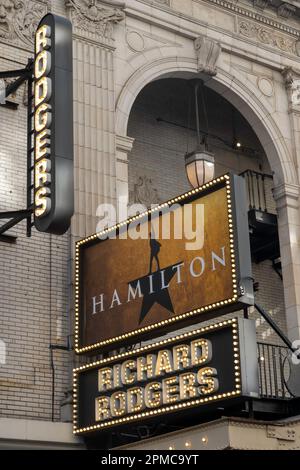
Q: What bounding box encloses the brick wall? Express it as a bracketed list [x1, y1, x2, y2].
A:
[0, 1, 71, 421]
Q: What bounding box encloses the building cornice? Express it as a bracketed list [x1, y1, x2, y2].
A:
[126, 1, 300, 66]
[138, 0, 300, 38]
[199, 0, 300, 37]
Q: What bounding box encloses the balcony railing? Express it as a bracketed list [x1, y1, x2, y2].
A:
[240, 170, 275, 214]
[257, 342, 292, 400]
[240, 170, 280, 262]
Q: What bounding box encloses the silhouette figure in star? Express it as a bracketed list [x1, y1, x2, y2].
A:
[128, 233, 182, 323]
[149, 233, 161, 273]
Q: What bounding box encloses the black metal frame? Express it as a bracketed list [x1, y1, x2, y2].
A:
[0, 60, 34, 241]
[254, 303, 295, 352]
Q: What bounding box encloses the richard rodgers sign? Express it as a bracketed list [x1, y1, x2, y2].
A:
[33, 14, 74, 235]
[73, 318, 259, 434]
[75, 175, 254, 353]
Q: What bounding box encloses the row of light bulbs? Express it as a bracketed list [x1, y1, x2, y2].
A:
[168, 437, 208, 450]
[74, 175, 238, 354]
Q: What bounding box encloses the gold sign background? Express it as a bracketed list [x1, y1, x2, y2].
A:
[77, 180, 236, 352]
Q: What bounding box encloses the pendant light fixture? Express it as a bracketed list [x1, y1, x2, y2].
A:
[185, 81, 215, 188]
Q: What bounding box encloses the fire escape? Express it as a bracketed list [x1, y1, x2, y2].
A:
[240, 170, 299, 412]
[240, 170, 282, 278]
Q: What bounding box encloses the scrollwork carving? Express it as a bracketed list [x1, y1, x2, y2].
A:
[238, 19, 299, 56]
[66, 0, 125, 39]
[132, 176, 160, 207]
[0, 0, 47, 46]
[282, 67, 300, 108]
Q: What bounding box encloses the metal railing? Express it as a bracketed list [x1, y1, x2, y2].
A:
[240, 170, 275, 214]
[257, 342, 292, 400]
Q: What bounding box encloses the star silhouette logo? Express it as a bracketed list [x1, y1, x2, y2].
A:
[129, 264, 182, 323]
[128, 233, 182, 323]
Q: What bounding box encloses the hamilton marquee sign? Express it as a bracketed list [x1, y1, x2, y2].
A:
[73, 318, 259, 435]
[33, 13, 74, 235]
[75, 174, 254, 354]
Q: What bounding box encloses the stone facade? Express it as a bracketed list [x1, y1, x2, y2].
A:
[0, 0, 299, 447]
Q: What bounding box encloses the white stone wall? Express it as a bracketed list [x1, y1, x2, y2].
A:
[0, 0, 299, 428]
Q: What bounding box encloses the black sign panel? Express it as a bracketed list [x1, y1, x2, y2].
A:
[34, 14, 74, 235]
[73, 318, 259, 435]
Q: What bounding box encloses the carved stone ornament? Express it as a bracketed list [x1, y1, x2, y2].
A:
[253, 0, 270, 10]
[194, 36, 221, 76]
[0, 0, 47, 46]
[132, 176, 160, 207]
[282, 67, 300, 107]
[282, 67, 294, 88]
[277, 3, 296, 19]
[238, 19, 300, 56]
[65, 0, 125, 39]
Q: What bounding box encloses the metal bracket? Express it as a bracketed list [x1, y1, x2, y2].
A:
[0, 209, 33, 239]
[0, 234, 17, 244]
[0, 59, 34, 241]
[255, 302, 295, 352]
[0, 60, 33, 99]
[0, 101, 18, 110]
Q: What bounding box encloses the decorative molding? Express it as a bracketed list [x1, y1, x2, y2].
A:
[116, 134, 135, 155]
[277, 3, 296, 19]
[273, 182, 300, 206]
[282, 67, 295, 88]
[199, 0, 300, 38]
[0, 0, 48, 47]
[282, 67, 300, 110]
[238, 18, 300, 56]
[257, 76, 274, 97]
[126, 30, 145, 52]
[253, 0, 270, 10]
[131, 175, 160, 206]
[125, 27, 182, 54]
[65, 0, 125, 40]
[147, 0, 170, 4]
[194, 35, 221, 76]
[142, 0, 170, 6]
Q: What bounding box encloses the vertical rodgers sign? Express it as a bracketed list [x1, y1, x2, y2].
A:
[34, 14, 74, 235]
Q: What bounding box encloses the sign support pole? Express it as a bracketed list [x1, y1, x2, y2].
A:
[255, 303, 295, 352]
[26, 59, 34, 238]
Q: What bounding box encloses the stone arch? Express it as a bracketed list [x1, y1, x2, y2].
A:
[115, 53, 297, 186]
